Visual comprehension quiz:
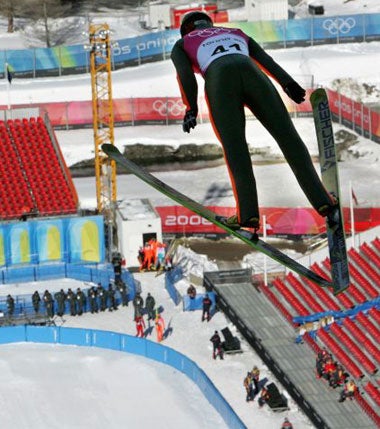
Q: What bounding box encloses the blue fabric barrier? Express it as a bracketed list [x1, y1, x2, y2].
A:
[0, 326, 246, 429]
[293, 296, 380, 325]
[183, 292, 216, 312]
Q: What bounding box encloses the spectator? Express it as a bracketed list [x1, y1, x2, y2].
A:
[155, 312, 165, 342]
[258, 386, 270, 408]
[339, 380, 358, 403]
[76, 288, 86, 316]
[243, 371, 254, 402]
[322, 358, 336, 381]
[111, 252, 123, 284]
[281, 417, 293, 429]
[43, 290, 54, 318]
[66, 288, 76, 316]
[135, 315, 146, 338]
[202, 293, 212, 322]
[251, 365, 260, 397]
[187, 284, 197, 299]
[107, 284, 118, 312]
[32, 291, 41, 314]
[6, 294, 15, 318]
[88, 286, 98, 314]
[329, 364, 347, 389]
[133, 292, 144, 318]
[156, 242, 167, 270]
[137, 246, 145, 271]
[145, 292, 156, 321]
[117, 281, 129, 307]
[54, 289, 66, 317]
[97, 284, 107, 312]
[210, 330, 224, 360]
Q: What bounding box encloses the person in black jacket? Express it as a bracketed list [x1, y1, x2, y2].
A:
[210, 330, 224, 360]
[32, 290, 41, 314]
[202, 293, 212, 322]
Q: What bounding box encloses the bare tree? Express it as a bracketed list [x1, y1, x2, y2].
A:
[0, 0, 19, 32]
[17, 0, 72, 47]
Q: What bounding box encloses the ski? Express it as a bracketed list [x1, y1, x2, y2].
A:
[311, 88, 350, 295]
[102, 144, 333, 288]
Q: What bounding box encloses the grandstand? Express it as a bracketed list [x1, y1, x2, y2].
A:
[0, 114, 78, 220]
[257, 235, 380, 427]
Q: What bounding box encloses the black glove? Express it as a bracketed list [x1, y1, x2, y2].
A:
[182, 110, 197, 133]
[284, 81, 306, 104]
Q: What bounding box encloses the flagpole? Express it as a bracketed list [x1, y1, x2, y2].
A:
[349, 180, 356, 249]
[263, 215, 268, 286]
[5, 62, 11, 110]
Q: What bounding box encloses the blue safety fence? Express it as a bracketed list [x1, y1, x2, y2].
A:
[0, 265, 138, 318]
[1, 13, 380, 79]
[164, 266, 183, 305]
[0, 326, 246, 429]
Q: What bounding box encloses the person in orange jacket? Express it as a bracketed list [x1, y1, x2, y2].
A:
[155, 311, 165, 342]
[143, 242, 154, 271]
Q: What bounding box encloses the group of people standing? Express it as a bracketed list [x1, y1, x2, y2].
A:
[29, 281, 129, 319]
[138, 238, 170, 272]
[133, 291, 166, 342]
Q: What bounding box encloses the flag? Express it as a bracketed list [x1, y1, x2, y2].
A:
[5, 63, 12, 84]
[351, 187, 359, 206]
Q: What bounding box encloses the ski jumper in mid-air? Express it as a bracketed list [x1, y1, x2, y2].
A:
[170, 12, 337, 231]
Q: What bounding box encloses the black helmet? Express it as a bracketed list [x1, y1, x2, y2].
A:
[180, 11, 213, 37]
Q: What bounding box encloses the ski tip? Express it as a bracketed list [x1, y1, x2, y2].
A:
[310, 87, 327, 102]
[101, 143, 118, 155]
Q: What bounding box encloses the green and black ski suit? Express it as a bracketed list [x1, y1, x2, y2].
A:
[171, 26, 333, 224]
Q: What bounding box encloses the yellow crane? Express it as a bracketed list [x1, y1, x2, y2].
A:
[88, 23, 117, 257]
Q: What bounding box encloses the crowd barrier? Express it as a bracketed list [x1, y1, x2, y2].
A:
[1, 13, 379, 79]
[164, 266, 183, 305]
[0, 267, 138, 318]
[0, 326, 246, 429]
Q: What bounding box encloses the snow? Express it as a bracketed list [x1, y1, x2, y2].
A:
[1, 2, 380, 429]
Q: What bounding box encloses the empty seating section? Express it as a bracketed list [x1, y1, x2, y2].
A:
[285, 272, 325, 313]
[3, 117, 77, 218]
[360, 242, 380, 266]
[303, 276, 341, 311]
[272, 278, 310, 316]
[317, 328, 364, 379]
[363, 382, 380, 408]
[356, 312, 380, 344]
[0, 120, 34, 219]
[329, 323, 377, 375]
[348, 264, 378, 299]
[368, 307, 380, 326]
[372, 237, 380, 254]
[342, 317, 380, 364]
[348, 248, 380, 285]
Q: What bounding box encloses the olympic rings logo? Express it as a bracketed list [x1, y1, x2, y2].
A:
[187, 27, 234, 38]
[153, 100, 185, 117]
[322, 17, 356, 35]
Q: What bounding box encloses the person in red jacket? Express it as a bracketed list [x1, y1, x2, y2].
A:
[135, 315, 145, 338]
[171, 12, 337, 232]
[281, 417, 294, 429]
